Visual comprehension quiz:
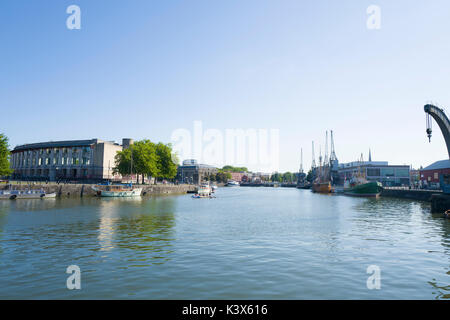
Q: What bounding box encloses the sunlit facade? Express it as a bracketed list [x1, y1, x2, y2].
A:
[10, 139, 132, 181]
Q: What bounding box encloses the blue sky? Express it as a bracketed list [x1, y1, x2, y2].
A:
[1, 0, 450, 172]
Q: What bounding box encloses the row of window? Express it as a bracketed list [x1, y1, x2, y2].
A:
[15, 156, 90, 167]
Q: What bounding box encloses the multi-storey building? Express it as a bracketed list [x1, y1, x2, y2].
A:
[10, 138, 133, 181]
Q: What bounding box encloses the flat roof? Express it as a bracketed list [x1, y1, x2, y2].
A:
[13, 139, 100, 152]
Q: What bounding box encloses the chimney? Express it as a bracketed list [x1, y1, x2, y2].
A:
[122, 138, 134, 149]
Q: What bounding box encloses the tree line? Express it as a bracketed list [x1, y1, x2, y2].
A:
[270, 172, 297, 183]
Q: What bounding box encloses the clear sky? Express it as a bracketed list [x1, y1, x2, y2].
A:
[1, 0, 450, 172]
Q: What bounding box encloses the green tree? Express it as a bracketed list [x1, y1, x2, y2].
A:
[113, 147, 132, 177]
[132, 140, 159, 184]
[271, 172, 282, 182]
[215, 171, 232, 183]
[114, 140, 159, 184]
[0, 134, 12, 177]
[283, 172, 294, 183]
[222, 165, 248, 172]
[155, 142, 177, 180]
[306, 169, 314, 183]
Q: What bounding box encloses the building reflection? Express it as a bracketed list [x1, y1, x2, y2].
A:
[97, 197, 177, 266]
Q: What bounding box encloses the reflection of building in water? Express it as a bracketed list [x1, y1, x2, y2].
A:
[0, 198, 58, 212]
[97, 199, 124, 251]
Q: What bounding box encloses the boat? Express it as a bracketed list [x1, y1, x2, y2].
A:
[92, 151, 143, 197]
[311, 133, 334, 194]
[92, 184, 142, 197]
[343, 154, 383, 197]
[0, 189, 56, 200]
[211, 185, 218, 192]
[344, 180, 383, 197]
[226, 180, 240, 187]
[192, 184, 214, 198]
[312, 181, 332, 193]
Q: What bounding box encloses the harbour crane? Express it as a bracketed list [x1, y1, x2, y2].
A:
[424, 104, 450, 194]
[424, 104, 450, 159]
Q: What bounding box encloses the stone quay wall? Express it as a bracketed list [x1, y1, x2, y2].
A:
[380, 188, 441, 202]
[1, 183, 197, 198]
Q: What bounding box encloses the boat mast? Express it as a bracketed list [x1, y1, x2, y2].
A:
[130, 151, 133, 185]
[300, 148, 303, 174]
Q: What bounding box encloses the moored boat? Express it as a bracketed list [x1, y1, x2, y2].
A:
[344, 180, 383, 197]
[92, 184, 142, 197]
[226, 180, 240, 187]
[0, 190, 56, 200]
[312, 182, 332, 193]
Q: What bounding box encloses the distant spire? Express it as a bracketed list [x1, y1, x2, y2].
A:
[368, 149, 372, 162]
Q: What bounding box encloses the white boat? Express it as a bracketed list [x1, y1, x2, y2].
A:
[92, 184, 142, 197]
[192, 184, 214, 198]
[226, 180, 240, 187]
[0, 190, 57, 200]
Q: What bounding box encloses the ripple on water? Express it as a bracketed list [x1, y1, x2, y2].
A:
[0, 189, 448, 299]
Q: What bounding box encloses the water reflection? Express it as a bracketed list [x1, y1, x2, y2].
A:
[429, 280, 450, 299]
[97, 197, 177, 266]
[0, 206, 6, 254]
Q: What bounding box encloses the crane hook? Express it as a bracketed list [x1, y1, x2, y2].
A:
[426, 113, 432, 142]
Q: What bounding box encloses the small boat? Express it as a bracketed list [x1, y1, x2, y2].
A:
[92, 184, 142, 197]
[211, 185, 218, 192]
[192, 184, 213, 198]
[0, 190, 56, 200]
[226, 180, 240, 187]
[312, 182, 332, 193]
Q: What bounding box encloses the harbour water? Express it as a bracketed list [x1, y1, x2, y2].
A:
[0, 187, 448, 299]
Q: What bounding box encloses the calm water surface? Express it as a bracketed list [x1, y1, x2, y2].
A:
[0, 187, 449, 299]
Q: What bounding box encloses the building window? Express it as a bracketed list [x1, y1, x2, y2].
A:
[73, 157, 79, 165]
[82, 157, 90, 165]
[434, 172, 439, 180]
[381, 168, 395, 177]
[366, 168, 380, 177]
[46, 158, 50, 165]
[395, 169, 409, 177]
